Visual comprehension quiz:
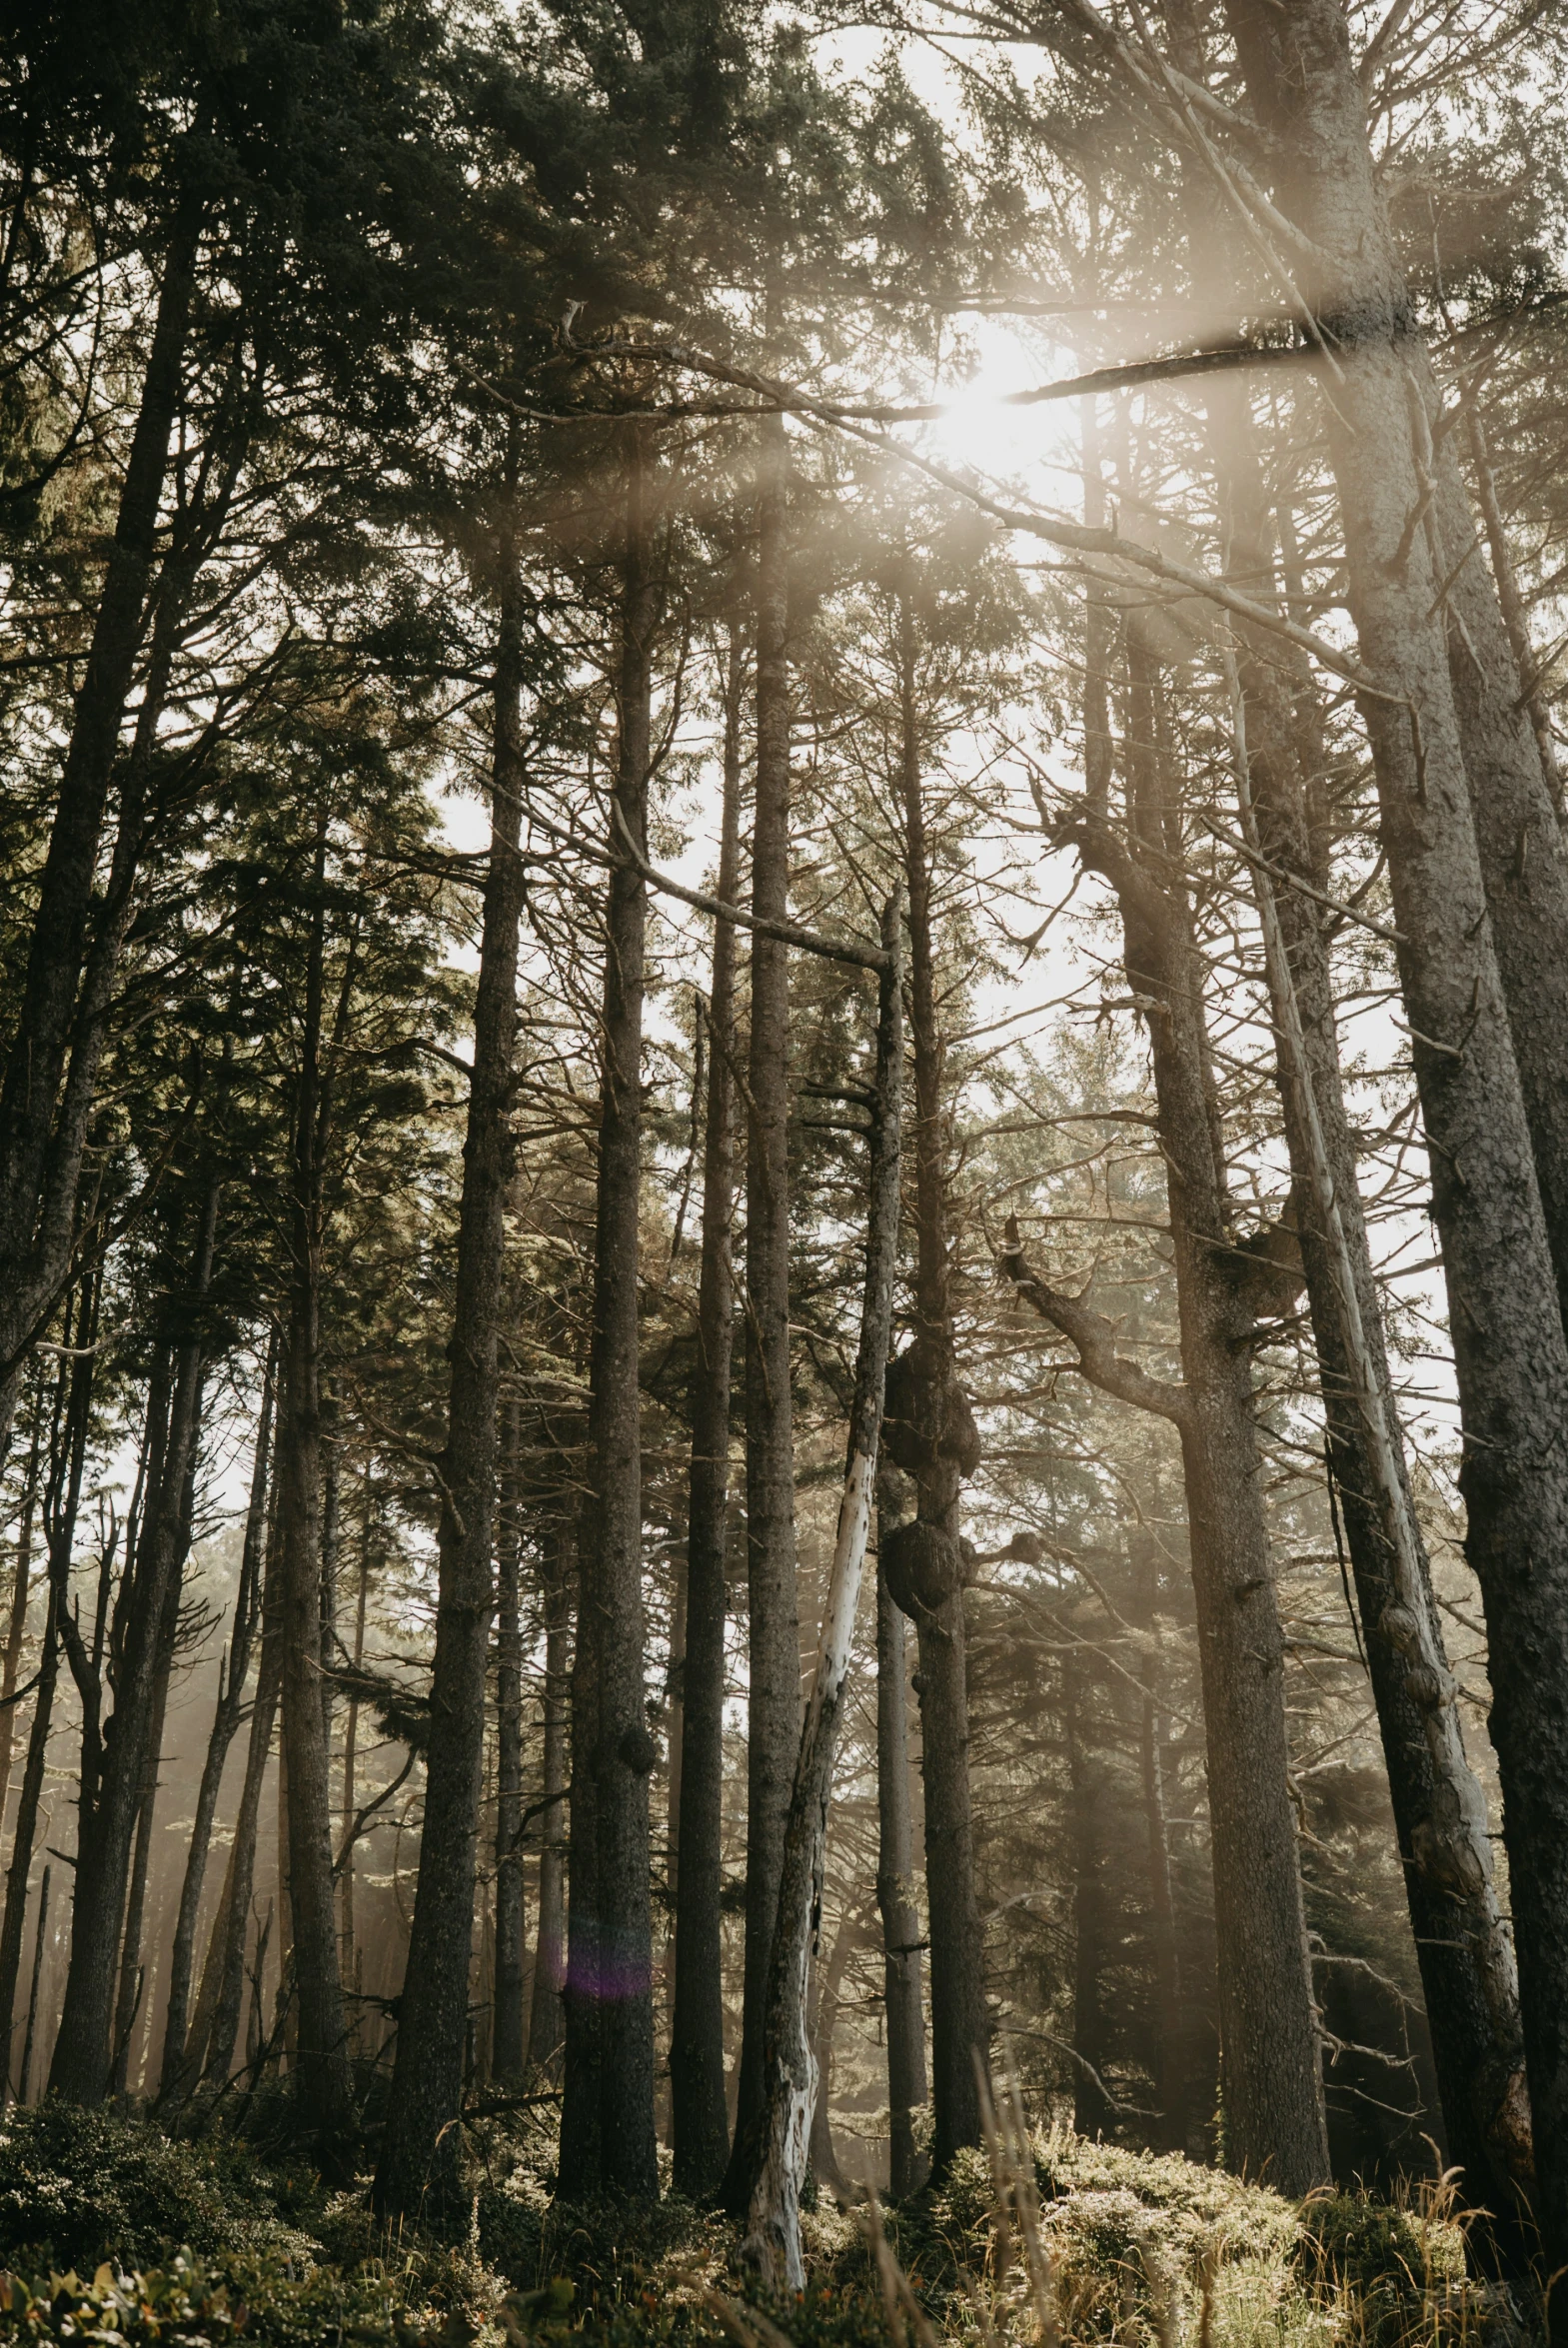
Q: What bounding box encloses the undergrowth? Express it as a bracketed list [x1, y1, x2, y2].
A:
[0, 2103, 1529, 2348]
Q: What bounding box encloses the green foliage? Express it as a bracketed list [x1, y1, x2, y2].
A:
[477, 2182, 727, 2303]
[0, 2109, 272, 2274]
[1034, 2131, 1302, 2258]
[0, 2113, 1493, 2348]
[746, 2285, 889, 2348]
[1293, 2192, 1467, 2348]
[0, 2250, 421, 2348]
[0, 2254, 246, 2347]
[856, 2133, 1475, 2348]
[926, 2130, 1297, 2278]
[0, 2244, 482, 2348]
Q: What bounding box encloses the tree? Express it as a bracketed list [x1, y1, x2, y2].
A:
[743, 902, 901, 2288]
[376, 429, 531, 2220]
[670, 630, 745, 2196]
[559, 427, 662, 2198]
[1001, 601, 1329, 2189]
[1215, 0, 1568, 2270]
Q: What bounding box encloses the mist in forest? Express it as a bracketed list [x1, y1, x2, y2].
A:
[2, 0, 1567, 2309]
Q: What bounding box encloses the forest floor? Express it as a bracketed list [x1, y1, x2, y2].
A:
[0, 2102, 1535, 2348]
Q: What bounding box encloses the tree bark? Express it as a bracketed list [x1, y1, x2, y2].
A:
[492, 1404, 527, 2084]
[671, 632, 744, 2197]
[875, 1543, 926, 2199]
[884, 594, 986, 2176]
[377, 463, 529, 2222]
[0, 198, 202, 1446]
[559, 426, 659, 2197]
[911, 1601, 985, 2174]
[1221, 0, 1568, 2264]
[1066, 1648, 1113, 2137]
[0, 1582, 57, 2089]
[1434, 433, 1568, 1332]
[1131, 1536, 1186, 2155]
[807, 1907, 861, 2205]
[51, 1189, 217, 2104]
[742, 904, 901, 2288]
[1006, 636, 1329, 2188]
[112, 1543, 185, 2096]
[1202, 366, 1533, 2246]
[157, 1344, 273, 2101]
[727, 413, 801, 2207]
[1459, 398, 1560, 813]
[277, 1734, 294, 2059]
[319, 1416, 340, 1749]
[338, 1470, 373, 2013]
[0, 1405, 41, 1834]
[526, 1520, 571, 2075]
[16, 1862, 50, 2105]
[559, 1494, 601, 2185]
[181, 1512, 283, 2099]
[276, 851, 354, 2151]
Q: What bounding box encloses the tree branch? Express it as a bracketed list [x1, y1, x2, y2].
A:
[997, 1214, 1192, 1429]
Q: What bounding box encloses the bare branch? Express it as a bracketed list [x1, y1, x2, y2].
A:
[997, 1214, 1192, 1430]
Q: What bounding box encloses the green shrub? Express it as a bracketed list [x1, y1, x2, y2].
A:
[0, 2253, 245, 2345]
[478, 2185, 726, 2304]
[0, 2248, 412, 2348]
[1293, 2191, 1466, 2348]
[925, 2147, 993, 2251]
[747, 2284, 893, 2348]
[0, 2110, 273, 2273]
[1032, 2130, 1298, 2260]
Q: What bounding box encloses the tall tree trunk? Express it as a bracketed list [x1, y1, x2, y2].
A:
[16, 1861, 50, 2104]
[1120, 633, 1329, 2187]
[671, 633, 744, 2196]
[1, 1322, 91, 2073]
[1067, 1649, 1113, 2137]
[492, 1406, 526, 2084]
[377, 462, 530, 2222]
[742, 907, 901, 2287]
[0, 1404, 41, 1834]
[1458, 398, 1561, 811]
[874, 1540, 926, 2198]
[338, 1473, 372, 2025]
[1220, 0, 1568, 2263]
[112, 1550, 185, 2096]
[560, 1495, 600, 2185]
[526, 1520, 571, 2074]
[1434, 444, 1568, 1328]
[247, 1904, 273, 2076]
[807, 1907, 860, 2205]
[1131, 1535, 1185, 2155]
[1010, 641, 1328, 2188]
[277, 852, 353, 2151]
[664, 1544, 687, 2102]
[1201, 363, 1532, 2244]
[276, 1725, 295, 2062]
[0, 198, 202, 1450]
[559, 427, 659, 2197]
[883, 595, 986, 2176]
[1157, 0, 1529, 2209]
[726, 414, 800, 2208]
[319, 1414, 340, 1748]
[911, 1602, 985, 2173]
[114, 1407, 206, 2096]
[181, 1516, 283, 2098]
[157, 1344, 273, 2100]
[52, 1189, 217, 2103]
[0, 1583, 57, 2087]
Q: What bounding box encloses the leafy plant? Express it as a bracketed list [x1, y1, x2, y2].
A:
[0, 2111, 273, 2273]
